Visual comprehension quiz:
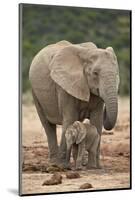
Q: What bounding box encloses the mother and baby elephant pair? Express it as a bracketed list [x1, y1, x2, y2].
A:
[29, 40, 120, 170]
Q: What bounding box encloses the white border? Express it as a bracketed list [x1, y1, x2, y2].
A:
[0, 0, 134, 199]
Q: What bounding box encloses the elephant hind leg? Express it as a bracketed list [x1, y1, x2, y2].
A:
[32, 90, 59, 165]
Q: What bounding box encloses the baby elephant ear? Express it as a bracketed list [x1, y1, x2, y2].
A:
[75, 122, 87, 144]
[50, 45, 90, 102]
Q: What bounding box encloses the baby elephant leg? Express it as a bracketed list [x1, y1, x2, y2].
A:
[72, 144, 78, 167]
[87, 134, 100, 169]
[82, 150, 88, 166]
[76, 142, 85, 170]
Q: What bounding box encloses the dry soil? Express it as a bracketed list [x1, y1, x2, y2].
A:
[21, 97, 130, 195]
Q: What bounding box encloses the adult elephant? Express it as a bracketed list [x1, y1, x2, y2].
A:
[29, 40, 119, 168]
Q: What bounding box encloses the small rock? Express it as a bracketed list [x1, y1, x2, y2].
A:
[66, 171, 80, 179]
[42, 172, 62, 186]
[79, 183, 93, 189]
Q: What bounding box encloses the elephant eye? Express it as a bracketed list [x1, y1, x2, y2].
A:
[93, 71, 98, 76]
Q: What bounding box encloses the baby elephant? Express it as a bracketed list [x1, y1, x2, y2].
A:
[65, 119, 100, 170]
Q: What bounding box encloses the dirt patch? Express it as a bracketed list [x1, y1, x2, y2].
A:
[21, 97, 131, 194]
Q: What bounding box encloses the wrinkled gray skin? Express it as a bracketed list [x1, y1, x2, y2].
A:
[29, 40, 119, 168]
[65, 120, 100, 170]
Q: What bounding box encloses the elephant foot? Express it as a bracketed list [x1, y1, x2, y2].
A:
[58, 156, 69, 169]
[96, 164, 103, 169]
[48, 157, 60, 167]
[75, 166, 83, 171]
[58, 161, 71, 170]
[65, 164, 72, 170]
[96, 160, 103, 169]
[75, 161, 83, 170]
[87, 164, 97, 170]
[47, 158, 70, 172]
[82, 159, 88, 166]
[48, 161, 70, 170]
[82, 151, 88, 166]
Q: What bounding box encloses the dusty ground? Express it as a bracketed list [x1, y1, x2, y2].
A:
[21, 97, 130, 195]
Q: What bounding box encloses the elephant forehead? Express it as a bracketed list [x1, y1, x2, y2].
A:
[97, 49, 117, 63]
[92, 49, 112, 59]
[94, 53, 117, 69]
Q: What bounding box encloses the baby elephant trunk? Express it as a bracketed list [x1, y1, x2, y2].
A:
[65, 143, 72, 167]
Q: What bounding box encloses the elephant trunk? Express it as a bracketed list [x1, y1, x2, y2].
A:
[100, 74, 118, 130]
[103, 96, 118, 130]
[66, 143, 72, 164]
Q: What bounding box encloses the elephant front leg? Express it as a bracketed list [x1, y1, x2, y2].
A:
[90, 101, 104, 168]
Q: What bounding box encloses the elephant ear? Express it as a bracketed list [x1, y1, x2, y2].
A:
[50, 45, 90, 102]
[106, 47, 120, 91]
[73, 121, 87, 144]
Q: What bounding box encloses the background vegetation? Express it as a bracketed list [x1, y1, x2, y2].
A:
[21, 4, 131, 96]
